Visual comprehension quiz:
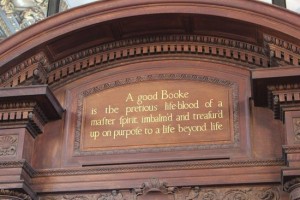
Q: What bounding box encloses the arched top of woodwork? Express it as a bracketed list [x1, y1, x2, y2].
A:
[0, 0, 299, 76]
[0, 0, 300, 66]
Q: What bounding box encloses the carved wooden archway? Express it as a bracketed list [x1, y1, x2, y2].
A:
[0, 1, 299, 200]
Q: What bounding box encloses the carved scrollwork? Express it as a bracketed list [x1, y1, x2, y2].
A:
[97, 190, 124, 200]
[201, 190, 217, 200]
[39, 186, 281, 200]
[293, 118, 300, 141]
[222, 189, 249, 200]
[257, 188, 279, 200]
[135, 178, 175, 196]
[0, 189, 32, 200]
[185, 187, 200, 200]
[283, 177, 300, 200]
[41, 191, 127, 200]
[283, 178, 300, 192]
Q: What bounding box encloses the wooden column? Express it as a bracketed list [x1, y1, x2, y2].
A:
[0, 85, 64, 199]
[267, 85, 300, 199]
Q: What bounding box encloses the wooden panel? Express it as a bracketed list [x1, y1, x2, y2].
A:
[81, 80, 234, 151]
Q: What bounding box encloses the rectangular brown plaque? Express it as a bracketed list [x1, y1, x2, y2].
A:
[79, 78, 235, 152]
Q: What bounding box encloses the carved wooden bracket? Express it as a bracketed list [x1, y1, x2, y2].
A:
[0, 52, 48, 87]
[0, 85, 64, 137]
[268, 85, 300, 121]
[264, 34, 300, 67]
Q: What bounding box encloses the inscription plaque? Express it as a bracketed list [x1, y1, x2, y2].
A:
[77, 76, 237, 152]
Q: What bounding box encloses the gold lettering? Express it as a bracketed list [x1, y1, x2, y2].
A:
[85, 85, 230, 145]
[90, 131, 100, 140]
[162, 124, 175, 133]
[218, 101, 223, 107]
[105, 105, 119, 114]
[161, 90, 189, 100]
[119, 116, 138, 127]
[175, 112, 190, 121]
[126, 93, 134, 102]
[113, 128, 143, 139]
[90, 117, 115, 126]
[91, 108, 97, 115]
[178, 123, 207, 135]
[137, 92, 158, 105]
[210, 122, 223, 131]
[192, 110, 223, 120]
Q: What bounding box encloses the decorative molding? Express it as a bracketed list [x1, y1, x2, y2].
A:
[264, 34, 300, 66]
[185, 187, 200, 200]
[290, 188, 300, 200]
[46, 34, 269, 89]
[49, 34, 264, 70]
[283, 145, 300, 154]
[1, 34, 299, 88]
[39, 185, 281, 200]
[293, 118, 300, 141]
[0, 101, 47, 137]
[267, 84, 300, 121]
[282, 145, 300, 154]
[74, 73, 239, 156]
[134, 178, 175, 196]
[98, 190, 125, 200]
[283, 177, 300, 192]
[32, 159, 283, 177]
[0, 135, 18, 157]
[0, 158, 284, 178]
[0, 159, 35, 177]
[0, 52, 48, 87]
[0, 189, 32, 200]
[44, 34, 299, 89]
[40, 191, 127, 200]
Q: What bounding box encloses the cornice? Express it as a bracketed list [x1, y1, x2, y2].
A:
[1, 34, 267, 88]
[0, 52, 48, 86]
[1, 34, 299, 89]
[0, 0, 299, 68]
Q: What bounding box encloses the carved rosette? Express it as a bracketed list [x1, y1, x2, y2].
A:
[0, 135, 18, 157]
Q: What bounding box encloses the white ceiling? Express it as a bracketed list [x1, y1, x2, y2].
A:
[65, 0, 99, 8]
